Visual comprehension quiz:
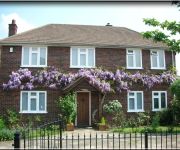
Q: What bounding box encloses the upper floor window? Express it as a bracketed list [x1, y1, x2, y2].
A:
[70, 47, 95, 68]
[126, 48, 142, 69]
[127, 91, 144, 112]
[152, 91, 167, 111]
[150, 50, 165, 69]
[21, 47, 47, 67]
[20, 91, 47, 113]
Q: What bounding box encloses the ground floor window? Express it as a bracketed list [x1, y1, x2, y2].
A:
[152, 91, 167, 111]
[127, 91, 144, 112]
[20, 91, 47, 113]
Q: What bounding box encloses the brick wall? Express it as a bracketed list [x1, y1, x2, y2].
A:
[0, 46, 174, 124]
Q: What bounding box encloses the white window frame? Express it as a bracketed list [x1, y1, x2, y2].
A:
[150, 49, 166, 69]
[70, 47, 95, 68]
[152, 91, 167, 111]
[127, 91, 144, 112]
[20, 91, 47, 113]
[21, 46, 47, 67]
[126, 48, 143, 69]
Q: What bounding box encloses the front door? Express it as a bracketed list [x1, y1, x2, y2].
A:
[77, 92, 89, 127]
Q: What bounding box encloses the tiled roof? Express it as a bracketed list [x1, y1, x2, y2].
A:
[0, 24, 168, 49]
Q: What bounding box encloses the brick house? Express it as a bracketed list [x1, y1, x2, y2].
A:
[0, 20, 175, 127]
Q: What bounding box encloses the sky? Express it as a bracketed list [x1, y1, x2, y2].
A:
[0, 2, 179, 75]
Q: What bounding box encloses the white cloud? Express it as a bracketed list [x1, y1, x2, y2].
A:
[0, 13, 34, 37]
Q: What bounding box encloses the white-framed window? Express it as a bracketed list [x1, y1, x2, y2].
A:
[126, 48, 142, 69]
[21, 47, 47, 67]
[150, 50, 166, 69]
[70, 47, 95, 68]
[20, 91, 47, 113]
[127, 91, 144, 112]
[152, 91, 167, 111]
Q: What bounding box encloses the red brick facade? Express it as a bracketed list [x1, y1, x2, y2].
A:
[0, 46, 174, 125]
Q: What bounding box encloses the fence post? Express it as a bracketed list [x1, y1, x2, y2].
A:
[13, 131, 20, 150]
[145, 131, 148, 149]
[59, 120, 62, 149]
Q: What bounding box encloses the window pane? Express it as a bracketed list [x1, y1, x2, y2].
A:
[40, 48, 46, 65]
[88, 49, 94, 67]
[80, 49, 86, 53]
[129, 92, 134, 96]
[22, 92, 28, 111]
[153, 92, 159, 96]
[30, 98, 36, 111]
[137, 93, 142, 109]
[159, 51, 165, 68]
[135, 50, 141, 67]
[152, 55, 158, 68]
[72, 48, 78, 66]
[39, 93, 45, 111]
[128, 50, 133, 54]
[154, 98, 159, 109]
[161, 92, 166, 108]
[32, 53, 38, 65]
[31, 92, 36, 96]
[129, 98, 135, 110]
[128, 55, 134, 67]
[23, 47, 29, 65]
[80, 54, 86, 66]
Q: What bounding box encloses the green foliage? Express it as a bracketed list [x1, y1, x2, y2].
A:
[57, 92, 76, 124]
[0, 117, 5, 129]
[158, 108, 174, 125]
[6, 109, 20, 129]
[137, 112, 151, 126]
[171, 98, 180, 123]
[151, 113, 160, 130]
[142, 18, 180, 53]
[111, 111, 126, 128]
[0, 128, 14, 141]
[99, 117, 106, 125]
[171, 79, 180, 100]
[103, 100, 122, 115]
[126, 116, 138, 129]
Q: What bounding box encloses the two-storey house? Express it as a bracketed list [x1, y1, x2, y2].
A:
[0, 20, 175, 127]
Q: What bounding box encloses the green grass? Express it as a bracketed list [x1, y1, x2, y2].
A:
[112, 126, 180, 133]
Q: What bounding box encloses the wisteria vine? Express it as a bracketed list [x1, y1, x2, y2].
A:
[2, 66, 176, 93]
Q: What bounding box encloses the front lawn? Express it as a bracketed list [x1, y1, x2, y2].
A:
[112, 126, 180, 133]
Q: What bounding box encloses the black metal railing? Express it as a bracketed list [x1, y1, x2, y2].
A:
[13, 126, 180, 149]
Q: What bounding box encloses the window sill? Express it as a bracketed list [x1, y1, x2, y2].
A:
[70, 66, 96, 69]
[20, 65, 47, 68]
[19, 111, 48, 114]
[152, 109, 166, 112]
[126, 67, 143, 70]
[150, 68, 166, 70]
[127, 110, 144, 113]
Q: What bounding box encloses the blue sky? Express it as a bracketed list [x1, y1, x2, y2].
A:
[0, 3, 179, 74]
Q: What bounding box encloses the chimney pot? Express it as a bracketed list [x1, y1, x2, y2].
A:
[8, 19, 17, 37]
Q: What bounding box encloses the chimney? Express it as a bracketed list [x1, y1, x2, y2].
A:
[8, 19, 17, 37]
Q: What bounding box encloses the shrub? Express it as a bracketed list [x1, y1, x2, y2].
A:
[57, 92, 76, 124]
[103, 100, 122, 115]
[171, 79, 180, 100]
[112, 111, 126, 128]
[0, 117, 5, 129]
[6, 109, 20, 129]
[158, 108, 173, 125]
[0, 128, 14, 141]
[137, 112, 151, 126]
[151, 113, 160, 131]
[99, 117, 106, 125]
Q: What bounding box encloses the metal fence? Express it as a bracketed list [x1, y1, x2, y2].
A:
[13, 121, 180, 149]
